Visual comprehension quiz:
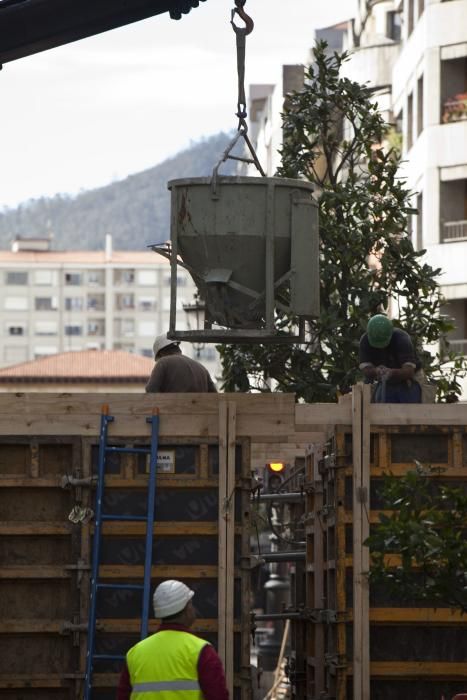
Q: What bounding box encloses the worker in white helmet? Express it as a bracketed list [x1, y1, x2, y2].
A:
[117, 579, 229, 700]
[145, 334, 217, 393]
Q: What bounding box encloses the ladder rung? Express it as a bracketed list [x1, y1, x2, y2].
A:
[93, 653, 126, 661]
[105, 446, 150, 454]
[97, 583, 144, 591]
[101, 514, 147, 522]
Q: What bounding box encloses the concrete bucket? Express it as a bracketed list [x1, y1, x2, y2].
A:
[163, 175, 319, 343]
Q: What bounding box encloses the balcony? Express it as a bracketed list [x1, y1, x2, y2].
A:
[442, 220, 467, 242]
[449, 338, 467, 355]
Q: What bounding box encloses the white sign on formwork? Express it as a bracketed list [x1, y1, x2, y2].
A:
[145, 449, 176, 474]
[157, 450, 176, 473]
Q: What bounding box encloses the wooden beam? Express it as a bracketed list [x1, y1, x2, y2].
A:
[97, 565, 222, 579]
[361, 384, 371, 700]
[0, 566, 71, 579]
[218, 401, 228, 680]
[295, 403, 352, 430]
[225, 401, 237, 698]
[368, 608, 467, 624]
[0, 521, 71, 535]
[352, 383, 364, 700]
[370, 403, 467, 426]
[369, 661, 467, 679]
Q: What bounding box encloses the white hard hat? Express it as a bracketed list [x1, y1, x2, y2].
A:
[153, 579, 194, 618]
[153, 333, 180, 358]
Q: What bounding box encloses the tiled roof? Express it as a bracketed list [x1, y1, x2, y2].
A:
[0, 350, 154, 383]
[0, 250, 169, 264]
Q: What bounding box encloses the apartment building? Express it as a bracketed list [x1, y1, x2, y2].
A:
[389, 0, 467, 356]
[341, 0, 467, 383]
[0, 234, 220, 379]
[248, 0, 467, 373]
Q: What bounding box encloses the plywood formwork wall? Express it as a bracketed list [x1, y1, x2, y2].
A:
[299, 388, 467, 700]
[0, 393, 297, 700]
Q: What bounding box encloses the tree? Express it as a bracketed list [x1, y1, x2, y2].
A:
[365, 463, 467, 613]
[219, 42, 465, 402]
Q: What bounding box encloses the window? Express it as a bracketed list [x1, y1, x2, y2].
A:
[34, 346, 57, 359]
[138, 321, 157, 337]
[35, 321, 58, 336]
[137, 270, 158, 286]
[65, 325, 83, 336]
[87, 320, 105, 336]
[65, 272, 82, 285]
[4, 346, 28, 363]
[138, 297, 157, 312]
[6, 271, 28, 285]
[386, 11, 401, 41]
[417, 75, 424, 137]
[416, 192, 423, 250]
[164, 274, 187, 287]
[114, 269, 135, 285]
[115, 319, 135, 337]
[34, 270, 56, 285]
[113, 342, 135, 352]
[35, 297, 57, 311]
[87, 270, 104, 286]
[5, 296, 28, 311]
[7, 325, 25, 336]
[407, 0, 414, 35]
[65, 297, 84, 311]
[393, 109, 403, 152]
[407, 92, 414, 150]
[87, 294, 105, 311]
[196, 347, 217, 361]
[115, 294, 135, 310]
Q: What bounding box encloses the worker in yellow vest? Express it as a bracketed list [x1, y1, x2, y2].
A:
[117, 579, 229, 700]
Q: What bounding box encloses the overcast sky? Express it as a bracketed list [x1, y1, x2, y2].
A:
[0, 0, 352, 209]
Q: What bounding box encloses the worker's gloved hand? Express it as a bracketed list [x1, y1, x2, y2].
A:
[376, 365, 393, 381]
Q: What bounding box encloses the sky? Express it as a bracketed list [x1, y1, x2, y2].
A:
[0, 0, 351, 210]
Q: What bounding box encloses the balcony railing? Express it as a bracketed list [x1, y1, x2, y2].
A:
[441, 94, 467, 124]
[442, 220, 467, 242]
[449, 339, 467, 356]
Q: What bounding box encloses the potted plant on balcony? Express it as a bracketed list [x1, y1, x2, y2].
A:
[442, 92, 467, 123]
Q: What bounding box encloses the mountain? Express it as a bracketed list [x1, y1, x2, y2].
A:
[0, 131, 236, 251]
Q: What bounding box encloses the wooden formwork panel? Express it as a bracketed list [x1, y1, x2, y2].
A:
[0, 394, 278, 700]
[0, 435, 251, 700]
[324, 416, 467, 700]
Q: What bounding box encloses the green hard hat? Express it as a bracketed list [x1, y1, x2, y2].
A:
[367, 315, 393, 348]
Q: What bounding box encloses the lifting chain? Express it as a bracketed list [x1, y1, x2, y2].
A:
[211, 0, 265, 193]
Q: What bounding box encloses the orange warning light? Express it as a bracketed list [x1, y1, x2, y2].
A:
[267, 462, 285, 473]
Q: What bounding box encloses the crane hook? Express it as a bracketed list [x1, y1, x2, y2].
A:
[231, 3, 254, 36]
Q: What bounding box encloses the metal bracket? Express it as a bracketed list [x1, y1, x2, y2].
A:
[303, 608, 338, 624]
[61, 474, 97, 489]
[60, 621, 89, 634]
[319, 454, 336, 474]
[319, 504, 335, 519]
[325, 653, 348, 673]
[64, 559, 90, 586]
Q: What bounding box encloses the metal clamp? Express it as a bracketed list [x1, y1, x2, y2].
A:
[61, 474, 97, 489]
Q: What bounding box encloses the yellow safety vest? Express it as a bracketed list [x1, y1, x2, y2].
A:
[127, 629, 210, 700]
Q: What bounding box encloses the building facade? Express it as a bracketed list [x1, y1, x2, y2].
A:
[247, 0, 467, 376]
[0, 235, 220, 380]
[390, 0, 467, 355]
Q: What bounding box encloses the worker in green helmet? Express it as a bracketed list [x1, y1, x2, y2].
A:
[358, 315, 422, 403]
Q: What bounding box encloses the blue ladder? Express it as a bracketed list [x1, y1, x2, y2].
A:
[83, 405, 160, 700]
